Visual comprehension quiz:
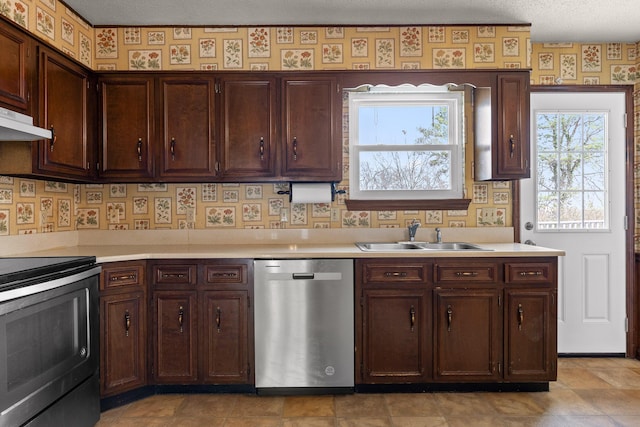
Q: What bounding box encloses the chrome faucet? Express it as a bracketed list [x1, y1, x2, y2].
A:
[434, 227, 442, 243]
[407, 219, 420, 242]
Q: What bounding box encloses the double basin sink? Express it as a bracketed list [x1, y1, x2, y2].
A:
[356, 242, 492, 251]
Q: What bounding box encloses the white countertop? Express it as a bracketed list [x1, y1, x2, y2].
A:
[0, 228, 565, 262]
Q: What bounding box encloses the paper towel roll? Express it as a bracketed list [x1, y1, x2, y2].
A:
[290, 183, 333, 203]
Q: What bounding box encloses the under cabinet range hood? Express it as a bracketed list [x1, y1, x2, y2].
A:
[0, 106, 52, 141]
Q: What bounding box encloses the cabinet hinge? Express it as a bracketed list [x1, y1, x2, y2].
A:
[215, 82, 221, 94]
[86, 162, 90, 170]
[96, 162, 100, 171]
[498, 295, 501, 306]
[337, 83, 340, 93]
[87, 81, 90, 89]
[497, 362, 501, 374]
[214, 162, 220, 173]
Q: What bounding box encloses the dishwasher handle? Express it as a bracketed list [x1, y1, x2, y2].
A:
[292, 273, 315, 280]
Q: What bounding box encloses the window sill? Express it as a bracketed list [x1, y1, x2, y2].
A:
[344, 199, 472, 211]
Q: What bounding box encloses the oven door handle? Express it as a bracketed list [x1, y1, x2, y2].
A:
[0, 266, 102, 303]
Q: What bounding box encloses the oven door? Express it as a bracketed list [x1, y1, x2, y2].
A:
[0, 266, 100, 427]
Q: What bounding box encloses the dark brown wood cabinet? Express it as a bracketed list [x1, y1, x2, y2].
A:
[219, 75, 277, 179]
[99, 261, 147, 397]
[158, 76, 217, 180]
[149, 259, 252, 385]
[475, 71, 530, 181]
[281, 76, 342, 181]
[98, 75, 155, 180]
[36, 46, 93, 180]
[433, 288, 502, 381]
[356, 259, 432, 383]
[0, 19, 33, 112]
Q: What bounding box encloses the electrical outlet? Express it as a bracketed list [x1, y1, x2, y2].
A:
[331, 208, 340, 222]
[186, 207, 196, 224]
[280, 208, 288, 223]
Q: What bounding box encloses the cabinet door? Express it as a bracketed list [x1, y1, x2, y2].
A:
[37, 47, 92, 179]
[281, 76, 342, 180]
[0, 22, 32, 112]
[361, 288, 430, 383]
[504, 288, 557, 381]
[158, 77, 217, 180]
[201, 291, 249, 383]
[496, 73, 530, 179]
[98, 76, 154, 180]
[100, 291, 146, 396]
[153, 290, 198, 383]
[434, 288, 502, 381]
[220, 76, 277, 179]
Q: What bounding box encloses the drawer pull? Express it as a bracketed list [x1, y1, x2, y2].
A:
[137, 138, 143, 162]
[455, 271, 478, 277]
[163, 273, 186, 279]
[384, 272, 408, 277]
[211, 272, 238, 278]
[124, 311, 131, 337]
[447, 305, 453, 331]
[110, 274, 135, 281]
[216, 306, 222, 332]
[259, 137, 265, 161]
[519, 271, 543, 276]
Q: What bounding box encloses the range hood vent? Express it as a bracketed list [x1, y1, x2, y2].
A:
[0, 107, 52, 141]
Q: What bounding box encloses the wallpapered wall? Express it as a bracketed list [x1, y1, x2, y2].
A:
[0, 0, 638, 240]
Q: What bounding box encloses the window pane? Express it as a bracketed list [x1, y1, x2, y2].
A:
[359, 150, 452, 191]
[537, 191, 558, 229]
[584, 191, 606, 229]
[559, 192, 582, 228]
[558, 152, 583, 191]
[358, 105, 449, 146]
[535, 113, 558, 151]
[537, 153, 558, 191]
[584, 153, 605, 190]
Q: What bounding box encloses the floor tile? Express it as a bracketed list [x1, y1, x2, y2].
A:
[383, 393, 441, 417]
[119, 394, 185, 418]
[334, 394, 388, 418]
[574, 389, 640, 416]
[433, 393, 498, 417]
[229, 395, 284, 417]
[283, 395, 336, 417]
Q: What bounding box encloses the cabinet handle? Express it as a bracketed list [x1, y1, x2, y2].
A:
[447, 305, 453, 331]
[409, 305, 415, 331]
[178, 305, 184, 333]
[384, 272, 408, 277]
[455, 271, 478, 277]
[517, 303, 524, 330]
[170, 137, 176, 161]
[110, 274, 135, 282]
[137, 138, 143, 162]
[259, 137, 265, 161]
[509, 134, 515, 158]
[292, 136, 298, 160]
[163, 273, 186, 279]
[124, 311, 131, 337]
[216, 306, 222, 332]
[49, 126, 56, 152]
[519, 271, 542, 277]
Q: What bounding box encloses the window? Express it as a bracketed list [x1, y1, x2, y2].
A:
[534, 110, 608, 230]
[348, 84, 464, 201]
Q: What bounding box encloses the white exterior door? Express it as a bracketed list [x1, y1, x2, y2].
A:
[520, 91, 627, 353]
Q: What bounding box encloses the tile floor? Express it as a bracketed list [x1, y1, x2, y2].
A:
[97, 357, 640, 426]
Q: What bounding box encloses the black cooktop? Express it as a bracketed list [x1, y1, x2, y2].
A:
[0, 256, 96, 286]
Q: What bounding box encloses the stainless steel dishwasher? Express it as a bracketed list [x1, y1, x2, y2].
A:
[254, 259, 354, 393]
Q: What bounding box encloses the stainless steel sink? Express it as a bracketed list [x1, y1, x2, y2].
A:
[355, 242, 492, 251]
[355, 242, 425, 251]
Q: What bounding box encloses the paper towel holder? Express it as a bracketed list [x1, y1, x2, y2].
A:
[277, 182, 346, 202]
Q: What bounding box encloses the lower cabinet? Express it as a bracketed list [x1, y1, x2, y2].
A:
[433, 288, 502, 381]
[153, 290, 198, 383]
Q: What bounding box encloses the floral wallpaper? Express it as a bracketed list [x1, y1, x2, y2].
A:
[0, 1, 638, 242]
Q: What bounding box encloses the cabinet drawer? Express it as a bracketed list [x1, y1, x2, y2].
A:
[434, 261, 498, 284]
[505, 262, 555, 284]
[152, 264, 197, 286]
[101, 261, 145, 290]
[361, 261, 429, 285]
[204, 264, 248, 285]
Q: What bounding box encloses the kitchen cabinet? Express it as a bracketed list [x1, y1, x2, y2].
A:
[99, 261, 147, 397]
[503, 261, 557, 381]
[219, 75, 277, 179]
[475, 71, 530, 181]
[0, 19, 33, 113]
[158, 76, 217, 180]
[281, 76, 342, 181]
[356, 259, 431, 383]
[149, 259, 252, 385]
[433, 288, 502, 381]
[36, 45, 94, 180]
[98, 75, 155, 180]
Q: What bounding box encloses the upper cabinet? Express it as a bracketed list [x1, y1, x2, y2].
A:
[98, 75, 155, 181]
[158, 76, 218, 181]
[281, 76, 342, 181]
[0, 20, 33, 113]
[475, 71, 530, 181]
[35, 46, 94, 180]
